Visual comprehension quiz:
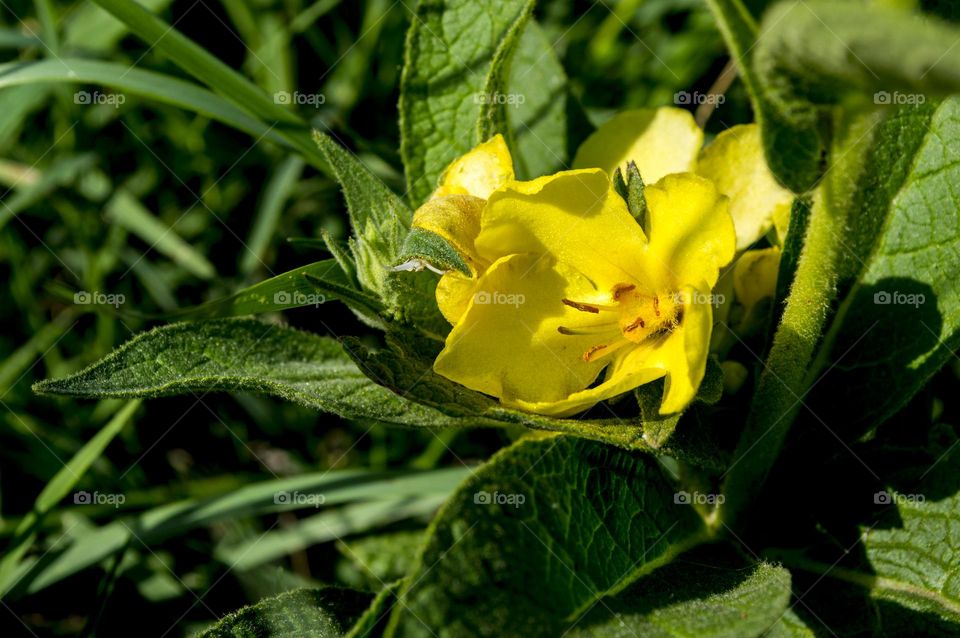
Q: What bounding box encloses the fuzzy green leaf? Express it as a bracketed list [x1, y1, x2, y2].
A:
[780, 447, 960, 628]
[636, 356, 723, 448]
[806, 98, 960, 437]
[399, 0, 536, 205]
[395, 227, 471, 277]
[198, 587, 372, 638]
[567, 552, 792, 638]
[382, 436, 709, 637]
[33, 319, 467, 429]
[476, 0, 535, 143]
[506, 20, 568, 179]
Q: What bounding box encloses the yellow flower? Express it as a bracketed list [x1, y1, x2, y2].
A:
[412, 151, 732, 418]
[410, 108, 790, 418]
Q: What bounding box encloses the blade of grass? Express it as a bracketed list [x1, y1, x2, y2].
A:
[0, 154, 97, 231]
[8, 466, 470, 597]
[0, 311, 75, 395]
[0, 59, 286, 151]
[64, 0, 173, 53]
[215, 497, 445, 571]
[240, 156, 304, 276]
[105, 190, 216, 281]
[86, 0, 332, 172]
[0, 400, 141, 598]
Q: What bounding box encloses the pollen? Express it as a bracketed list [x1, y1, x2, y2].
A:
[558, 283, 684, 362]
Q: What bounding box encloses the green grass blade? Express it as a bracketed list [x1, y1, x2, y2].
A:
[10, 466, 469, 596]
[0, 59, 284, 149]
[240, 156, 304, 276]
[0, 400, 141, 598]
[105, 190, 217, 280]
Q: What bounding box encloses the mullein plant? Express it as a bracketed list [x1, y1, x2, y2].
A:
[28, 0, 960, 634]
[38, 109, 791, 453]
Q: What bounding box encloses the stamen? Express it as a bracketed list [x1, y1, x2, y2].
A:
[560, 299, 617, 314]
[557, 322, 618, 336]
[583, 344, 607, 362]
[561, 298, 600, 313]
[653, 296, 661, 317]
[582, 338, 631, 362]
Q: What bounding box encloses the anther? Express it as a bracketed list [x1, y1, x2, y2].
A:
[624, 317, 645, 333]
[561, 298, 600, 314]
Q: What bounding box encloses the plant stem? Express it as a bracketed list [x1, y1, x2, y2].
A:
[719, 186, 843, 528]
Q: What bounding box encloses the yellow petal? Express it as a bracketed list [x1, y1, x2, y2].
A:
[656, 287, 713, 414]
[411, 194, 486, 270]
[435, 271, 477, 324]
[772, 203, 792, 246]
[572, 108, 702, 182]
[434, 253, 612, 406]
[733, 246, 781, 312]
[643, 173, 736, 292]
[697, 124, 794, 250]
[477, 169, 649, 290]
[507, 285, 713, 417]
[434, 134, 515, 200]
[505, 362, 665, 418]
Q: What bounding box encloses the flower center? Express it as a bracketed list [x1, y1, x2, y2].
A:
[558, 282, 683, 362]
